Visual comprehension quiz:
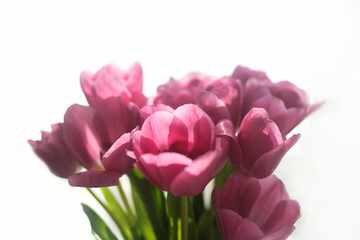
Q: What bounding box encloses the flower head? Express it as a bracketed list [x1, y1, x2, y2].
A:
[80, 63, 147, 108]
[28, 123, 81, 178]
[132, 104, 234, 196]
[231, 108, 300, 178]
[212, 172, 300, 240]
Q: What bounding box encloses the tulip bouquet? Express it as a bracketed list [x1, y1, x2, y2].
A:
[29, 63, 321, 240]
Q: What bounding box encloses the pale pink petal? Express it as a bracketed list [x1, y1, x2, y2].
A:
[173, 104, 215, 155]
[126, 62, 143, 92]
[140, 111, 174, 151]
[140, 104, 174, 122]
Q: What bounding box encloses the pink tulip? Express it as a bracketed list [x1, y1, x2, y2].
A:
[80, 63, 147, 108]
[28, 123, 81, 178]
[63, 97, 140, 187]
[212, 172, 300, 240]
[153, 73, 216, 108]
[244, 80, 322, 135]
[132, 104, 234, 196]
[154, 73, 244, 127]
[231, 65, 271, 85]
[232, 108, 300, 178]
[68, 133, 135, 187]
[203, 77, 243, 127]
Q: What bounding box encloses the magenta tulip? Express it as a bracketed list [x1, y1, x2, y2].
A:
[132, 104, 234, 196]
[203, 77, 243, 127]
[244, 80, 322, 135]
[232, 108, 300, 178]
[212, 172, 300, 240]
[28, 123, 81, 178]
[63, 97, 140, 187]
[68, 133, 135, 187]
[153, 73, 216, 108]
[231, 65, 271, 85]
[80, 63, 147, 108]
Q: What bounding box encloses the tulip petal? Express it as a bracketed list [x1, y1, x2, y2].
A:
[102, 133, 135, 173]
[247, 175, 288, 227]
[219, 172, 261, 219]
[68, 170, 122, 187]
[173, 104, 215, 157]
[220, 209, 265, 240]
[137, 153, 192, 192]
[249, 134, 300, 178]
[140, 104, 174, 122]
[63, 104, 103, 170]
[261, 200, 300, 235]
[194, 91, 231, 125]
[216, 119, 242, 169]
[170, 151, 224, 196]
[140, 111, 174, 151]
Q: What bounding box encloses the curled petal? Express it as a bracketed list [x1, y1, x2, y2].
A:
[102, 133, 135, 174]
[250, 134, 300, 178]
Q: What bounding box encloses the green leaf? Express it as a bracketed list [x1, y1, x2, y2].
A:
[101, 188, 133, 240]
[82, 203, 118, 240]
[128, 169, 169, 239]
[131, 185, 156, 240]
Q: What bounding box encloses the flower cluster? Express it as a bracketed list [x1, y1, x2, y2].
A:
[29, 63, 320, 240]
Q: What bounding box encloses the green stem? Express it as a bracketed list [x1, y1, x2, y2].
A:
[181, 196, 188, 240]
[86, 188, 127, 237]
[117, 181, 137, 228]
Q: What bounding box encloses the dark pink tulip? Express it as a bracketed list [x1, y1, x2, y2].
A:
[233, 108, 300, 178]
[28, 123, 81, 178]
[63, 97, 140, 187]
[69, 133, 136, 187]
[80, 63, 147, 108]
[153, 73, 216, 108]
[132, 104, 233, 196]
[212, 172, 300, 240]
[245, 80, 322, 135]
[231, 65, 271, 85]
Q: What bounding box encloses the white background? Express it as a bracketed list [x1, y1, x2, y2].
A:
[1, 0, 359, 239]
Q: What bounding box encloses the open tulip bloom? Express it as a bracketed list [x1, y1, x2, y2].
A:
[29, 63, 321, 240]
